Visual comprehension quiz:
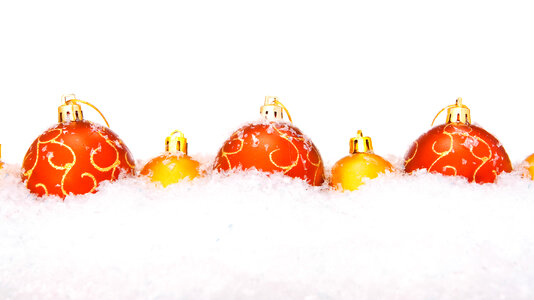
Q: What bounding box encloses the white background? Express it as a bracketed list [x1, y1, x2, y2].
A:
[1, 0, 533, 167]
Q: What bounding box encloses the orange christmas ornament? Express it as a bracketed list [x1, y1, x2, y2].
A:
[22, 94, 135, 198]
[140, 130, 200, 187]
[330, 130, 393, 191]
[404, 98, 511, 183]
[213, 96, 325, 186]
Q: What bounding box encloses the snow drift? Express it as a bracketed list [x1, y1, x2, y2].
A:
[1, 160, 534, 300]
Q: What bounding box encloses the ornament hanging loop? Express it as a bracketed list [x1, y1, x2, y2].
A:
[260, 96, 293, 123]
[58, 94, 111, 128]
[165, 130, 188, 154]
[431, 97, 471, 126]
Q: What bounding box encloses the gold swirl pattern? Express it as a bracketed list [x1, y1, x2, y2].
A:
[404, 141, 418, 166]
[269, 125, 304, 173]
[81, 172, 97, 193]
[90, 131, 121, 173]
[269, 148, 299, 173]
[115, 138, 136, 171]
[60, 164, 75, 196]
[23, 128, 77, 197]
[307, 147, 323, 184]
[444, 124, 492, 181]
[464, 138, 491, 182]
[23, 129, 64, 179]
[442, 166, 458, 176]
[34, 183, 48, 196]
[428, 129, 454, 172]
[124, 151, 136, 170]
[219, 136, 244, 169]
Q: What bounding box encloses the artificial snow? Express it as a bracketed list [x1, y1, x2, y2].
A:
[2, 160, 534, 300]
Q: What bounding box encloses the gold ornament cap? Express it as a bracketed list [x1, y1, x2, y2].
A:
[432, 97, 471, 126]
[58, 94, 84, 123]
[57, 94, 110, 127]
[260, 96, 293, 123]
[165, 130, 188, 154]
[349, 130, 373, 154]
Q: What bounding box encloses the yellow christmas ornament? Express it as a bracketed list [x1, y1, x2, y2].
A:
[523, 154, 534, 180]
[0, 144, 3, 170]
[330, 130, 393, 191]
[140, 130, 200, 187]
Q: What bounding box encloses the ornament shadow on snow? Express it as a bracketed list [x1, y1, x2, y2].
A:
[330, 130, 394, 191]
[213, 96, 325, 186]
[404, 98, 512, 184]
[21, 94, 136, 198]
[140, 130, 200, 187]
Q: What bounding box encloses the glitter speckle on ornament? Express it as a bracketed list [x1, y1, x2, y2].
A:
[404, 98, 511, 183]
[140, 130, 200, 187]
[21, 95, 135, 198]
[213, 96, 325, 186]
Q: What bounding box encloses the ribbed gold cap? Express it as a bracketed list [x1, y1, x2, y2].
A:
[431, 97, 471, 126]
[349, 130, 373, 154]
[260, 96, 284, 121]
[445, 97, 471, 124]
[165, 130, 188, 154]
[58, 94, 84, 123]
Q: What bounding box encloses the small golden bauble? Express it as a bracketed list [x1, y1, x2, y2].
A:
[140, 130, 200, 187]
[330, 131, 393, 191]
[523, 153, 534, 180]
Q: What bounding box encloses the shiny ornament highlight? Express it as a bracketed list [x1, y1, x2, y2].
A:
[22, 95, 135, 198]
[330, 131, 393, 191]
[404, 98, 511, 183]
[213, 96, 325, 186]
[140, 130, 200, 187]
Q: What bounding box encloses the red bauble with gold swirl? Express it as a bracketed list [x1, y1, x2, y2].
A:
[22, 95, 135, 198]
[213, 96, 325, 186]
[404, 98, 511, 183]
